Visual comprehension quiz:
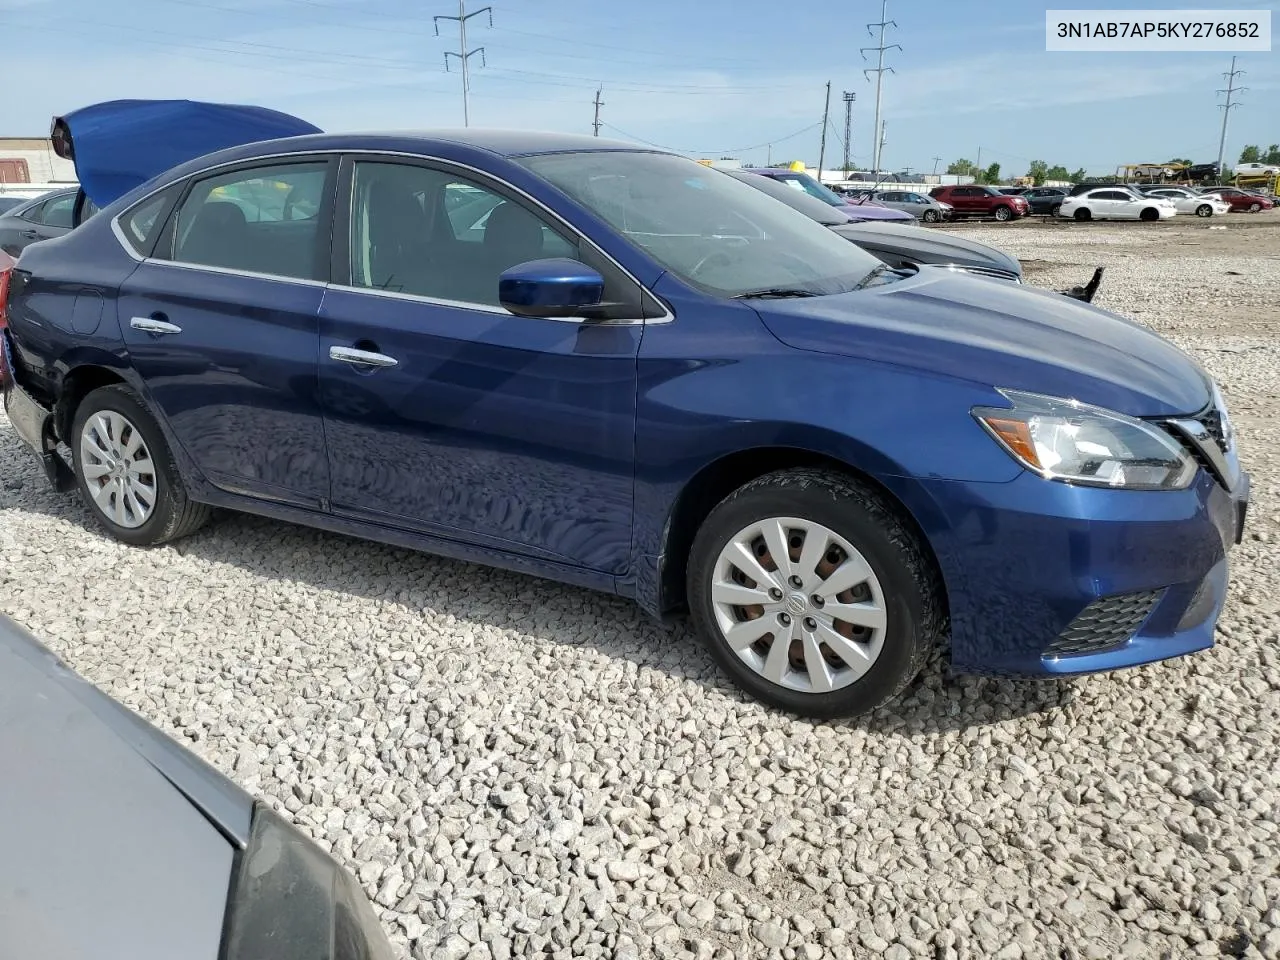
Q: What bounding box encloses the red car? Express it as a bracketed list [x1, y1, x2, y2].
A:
[928, 184, 1030, 221]
[1200, 187, 1275, 213]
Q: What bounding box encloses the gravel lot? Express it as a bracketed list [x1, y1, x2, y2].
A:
[3, 214, 1279, 960]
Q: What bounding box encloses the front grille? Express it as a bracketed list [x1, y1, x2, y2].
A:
[1045, 590, 1163, 657]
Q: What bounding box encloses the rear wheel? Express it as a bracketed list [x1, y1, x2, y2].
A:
[1139, 207, 1160, 222]
[1074, 207, 1092, 222]
[1050, 204, 1063, 217]
[1195, 204, 1213, 218]
[1249, 202, 1262, 213]
[687, 469, 942, 718]
[71, 385, 210, 546]
[993, 205, 1013, 222]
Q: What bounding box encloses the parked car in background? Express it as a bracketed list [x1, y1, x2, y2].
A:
[853, 189, 952, 222]
[1019, 186, 1069, 215]
[996, 187, 1027, 196]
[0, 188, 80, 257]
[1145, 187, 1231, 218]
[0, 613, 396, 960]
[3, 100, 1247, 718]
[745, 168, 915, 221]
[928, 185, 1029, 221]
[1059, 188, 1178, 221]
[0, 196, 30, 215]
[1200, 187, 1275, 213]
[1232, 161, 1280, 177]
[1185, 162, 1222, 183]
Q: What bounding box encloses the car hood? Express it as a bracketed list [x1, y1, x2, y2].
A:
[830, 221, 1022, 276]
[839, 201, 914, 221]
[52, 99, 322, 207]
[0, 614, 244, 960]
[755, 267, 1210, 417]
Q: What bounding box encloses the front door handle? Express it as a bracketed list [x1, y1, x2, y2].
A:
[20, 230, 39, 240]
[329, 345, 398, 368]
[130, 316, 183, 335]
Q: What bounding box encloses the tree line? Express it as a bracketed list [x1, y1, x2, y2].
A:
[946, 159, 1088, 185]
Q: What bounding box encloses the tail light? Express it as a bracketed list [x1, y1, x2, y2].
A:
[0, 265, 10, 331]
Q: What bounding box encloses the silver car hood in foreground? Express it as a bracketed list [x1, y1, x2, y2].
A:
[0, 614, 245, 960]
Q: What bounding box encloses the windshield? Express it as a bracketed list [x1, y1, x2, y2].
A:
[521, 151, 883, 298]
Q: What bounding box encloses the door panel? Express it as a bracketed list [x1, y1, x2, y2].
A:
[116, 157, 337, 507]
[318, 157, 641, 573]
[119, 265, 330, 505]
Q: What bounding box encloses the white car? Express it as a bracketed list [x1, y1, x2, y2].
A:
[1146, 187, 1231, 218]
[1233, 161, 1279, 177]
[1058, 188, 1178, 222]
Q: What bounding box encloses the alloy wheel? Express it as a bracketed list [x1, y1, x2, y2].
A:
[709, 517, 886, 693]
[79, 410, 157, 529]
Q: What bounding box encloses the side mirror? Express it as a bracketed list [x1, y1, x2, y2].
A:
[498, 258, 604, 319]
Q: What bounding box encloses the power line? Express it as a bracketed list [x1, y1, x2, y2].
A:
[434, 0, 493, 127]
[1216, 56, 1247, 175]
[861, 0, 901, 177]
[599, 120, 823, 157]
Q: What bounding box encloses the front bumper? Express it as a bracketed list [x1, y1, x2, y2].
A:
[913, 464, 1249, 678]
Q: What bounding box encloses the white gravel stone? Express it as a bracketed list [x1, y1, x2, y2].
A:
[2, 217, 1279, 959]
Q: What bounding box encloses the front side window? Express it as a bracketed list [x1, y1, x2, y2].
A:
[166, 161, 329, 280]
[520, 150, 884, 298]
[348, 161, 580, 307]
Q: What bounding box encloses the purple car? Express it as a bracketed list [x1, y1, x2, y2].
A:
[743, 169, 915, 222]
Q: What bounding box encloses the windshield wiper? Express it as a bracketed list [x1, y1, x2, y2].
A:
[852, 263, 895, 290]
[733, 288, 818, 300]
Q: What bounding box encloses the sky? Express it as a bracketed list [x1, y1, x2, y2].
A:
[3, 0, 1277, 177]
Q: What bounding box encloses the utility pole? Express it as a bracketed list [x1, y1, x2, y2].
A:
[817, 82, 831, 183]
[878, 121, 887, 175]
[842, 91, 856, 172]
[767, 143, 772, 166]
[1216, 56, 1246, 176]
[931, 155, 942, 176]
[434, 0, 492, 127]
[861, 0, 900, 177]
[976, 145, 983, 179]
[592, 86, 604, 137]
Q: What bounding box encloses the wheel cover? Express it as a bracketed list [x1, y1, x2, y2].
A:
[79, 411, 157, 529]
[710, 517, 887, 694]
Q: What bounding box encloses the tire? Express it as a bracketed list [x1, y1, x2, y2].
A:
[993, 205, 1013, 222]
[1074, 207, 1092, 222]
[1050, 204, 1063, 218]
[70, 384, 211, 546]
[686, 469, 943, 719]
[1248, 202, 1262, 213]
[1139, 207, 1160, 222]
[1195, 204, 1213, 218]
[921, 208, 941, 223]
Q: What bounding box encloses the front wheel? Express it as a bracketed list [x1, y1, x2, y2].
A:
[993, 206, 1013, 222]
[687, 469, 942, 718]
[1249, 202, 1262, 213]
[922, 208, 941, 223]
[71, 385, 211, 546]
[1195, 204, 1213, 218]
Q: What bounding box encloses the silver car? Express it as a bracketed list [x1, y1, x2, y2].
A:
[855, 189, 952, 223]
[0, 612, 396, 960]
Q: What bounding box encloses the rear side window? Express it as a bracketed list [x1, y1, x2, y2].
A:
[118, 189, 176, 257]
[164, 161, 331, 281]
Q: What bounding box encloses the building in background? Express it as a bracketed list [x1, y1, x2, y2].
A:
[0, 138, 76, 184]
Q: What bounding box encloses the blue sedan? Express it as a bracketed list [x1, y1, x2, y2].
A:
[0, 100, 1249, 717]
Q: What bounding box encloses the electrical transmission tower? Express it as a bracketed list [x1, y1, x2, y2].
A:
[861, 0, 900, 177]
[434, 0, 492, 127]
[842, 91, 856, 172]
[1215, 56, 1246, 176]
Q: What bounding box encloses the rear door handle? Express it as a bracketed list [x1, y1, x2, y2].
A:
[130, 316, 183, 335]
[329, 346, 398, 368]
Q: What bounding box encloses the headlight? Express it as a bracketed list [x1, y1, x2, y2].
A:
[973, 389, 1196, 490]
[222, 803, 396, 960]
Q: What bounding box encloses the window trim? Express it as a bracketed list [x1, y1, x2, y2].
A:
[107, 147, 672, 323]
[18, 198, 49, 224]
